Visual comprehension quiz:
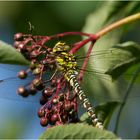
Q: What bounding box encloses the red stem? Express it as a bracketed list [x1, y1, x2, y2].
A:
[70, 34, 97, 54]
[50, 31, 91, 38]
[70, 38, 91, 54]
[33, 32, 97, 46]
[33, 31, 91, 45]
[55, 79, 61, 95]
[78, 42, 95, 83]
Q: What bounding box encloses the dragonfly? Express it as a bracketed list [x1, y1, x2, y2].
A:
[0, 43, 139, 132]
[0, 47, 140, 105]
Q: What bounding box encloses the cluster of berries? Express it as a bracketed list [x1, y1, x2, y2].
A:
[14, 33, 79, 127]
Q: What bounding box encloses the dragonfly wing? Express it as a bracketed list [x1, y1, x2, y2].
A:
[76, 50, 140, 103]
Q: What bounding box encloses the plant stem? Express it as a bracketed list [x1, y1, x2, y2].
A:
[96, 13, 140, 38]
[78, 42, 94, 82]
[50, 31, 91, 38]
[69, 38, 91, 54]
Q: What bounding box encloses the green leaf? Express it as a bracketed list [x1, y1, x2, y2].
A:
[104, 2, 130, 22]
[105, 41, 140, 80]
[105, 2, 140, 24]
[0, 40, 30, 65]
[80, 101, 120, 128]
[124, 63, 140, 83]
[81, 1, 140, 103]
[39, 124, 120, 139]
[80, 112, 92, 125]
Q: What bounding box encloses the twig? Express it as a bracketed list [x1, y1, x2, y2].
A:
[96, 13, 140, 38]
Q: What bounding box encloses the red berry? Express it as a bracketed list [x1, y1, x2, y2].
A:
[59, 93, 64, 101]
[52, 98, 59, 104]
[50, 77, 57, 87]
[17, 70, 27, 79]
[17, 43, 27, 54]
[14, 33, 23, 41]
[13, 41, 20, 48]
[29, 61, 37, 70]
[38, 109, 45, 118]
[18, 43, 25, 50]
[32, 78, 44, 90]
[17, 86, 28, 97]
[28, 83, 37, 95]
[42, 87, 53, 98]
[51, 114, 58, 123]
[52, 106, 58, 113]
[30, 50, 40, 58]
[40, 117, 48, 127]
[39, 96, 47, 105]
[64, 102, 72, 111]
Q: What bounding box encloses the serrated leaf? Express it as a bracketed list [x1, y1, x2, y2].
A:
[105, 41, 140, 80]
[0, 40, 30, 65]
[80, 101, 120, 128]
[39, 124, 120, 139]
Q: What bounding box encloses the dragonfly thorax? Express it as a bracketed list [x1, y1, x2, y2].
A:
[53, 42, 77, 73]
[55, 52, 77, 73]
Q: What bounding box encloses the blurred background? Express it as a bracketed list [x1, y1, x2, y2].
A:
[0, 1, 140, 139]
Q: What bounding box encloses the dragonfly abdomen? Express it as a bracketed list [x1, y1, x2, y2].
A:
[53, 42, 103, 129]
[66, 71, 103, 129]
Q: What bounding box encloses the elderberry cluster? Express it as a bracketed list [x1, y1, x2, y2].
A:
[14, 33, 79, 127]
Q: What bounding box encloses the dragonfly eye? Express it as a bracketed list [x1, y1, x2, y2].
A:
[53, 42, 70, 53]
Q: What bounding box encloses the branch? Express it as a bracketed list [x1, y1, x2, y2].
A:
[96, 13, 140, 38]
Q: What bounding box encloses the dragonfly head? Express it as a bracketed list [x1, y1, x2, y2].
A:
[53, 42, 70, 53]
